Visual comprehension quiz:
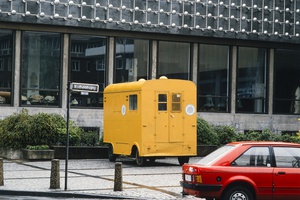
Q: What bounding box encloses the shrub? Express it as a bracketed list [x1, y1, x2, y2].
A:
[25, 145, 50, 150]
[197, 117, 219, 145]
[213, 125, 236, 145]
[0, 109, 94, 148]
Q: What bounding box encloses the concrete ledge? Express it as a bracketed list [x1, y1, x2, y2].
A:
[22, 149, 54, 160]
[52, 146, 108, 159]
[0, 148, 22, 160]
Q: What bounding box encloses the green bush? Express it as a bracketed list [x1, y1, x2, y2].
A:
[213, 125, 236, 145]
[0, 109, 96, 148]
[197, 117, 219, 145]
[197, 118, 300, 146]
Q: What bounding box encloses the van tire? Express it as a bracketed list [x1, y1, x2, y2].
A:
[178, 156, 189, 165]
[135, 149, 145, 166]
[108, 144, 117, 162]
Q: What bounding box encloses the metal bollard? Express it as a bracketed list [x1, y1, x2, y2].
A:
[114, 162, 123, 191]
[50, 159, 60, 189]
[0, 158, 3, 186]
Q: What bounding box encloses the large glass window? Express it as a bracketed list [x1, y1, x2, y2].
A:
[115, 38, 149, 83]
[198, 44, 230, 112]
[237, 47, 267, 113]
[157, 41, 190, 80]
[70, 35, 107, 108]
[21, 31, 61, 106]
[274, 49, 300, 114]
[0, 30, 13, 106]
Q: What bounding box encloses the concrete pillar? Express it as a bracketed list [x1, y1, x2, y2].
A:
[61, 34, 69, 109]
[151, 40, 157, 80]
[50, 159, 60, 189]
[231, 46, 237, 114]
[114, 162, 123, 191]
[268, 49, 274, 115]
[192, 43, 198, 85]
[107, 37, 115, 85]
[0, 158, 3, 186]
[13, 31, 21, 107]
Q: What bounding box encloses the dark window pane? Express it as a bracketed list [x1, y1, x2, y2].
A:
[70, 34, 107, 108]
[115, 38, 149, 83]
[21, 31, 61, 106]
[198, 44, 229, 112]
[274, 49, 300, 114]
[129, 94, 137, 110]
[237, 47, 267, 113]
[0, 29, 13, 106]
[158, 94, 167, 111]
[158, 41, 190, 80]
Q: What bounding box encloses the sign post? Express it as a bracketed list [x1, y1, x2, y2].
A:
[65, 82, 99, 190]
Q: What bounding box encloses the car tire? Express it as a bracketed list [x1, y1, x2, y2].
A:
[108, 144, 117, 162]
[135, 149, 145, 166]
[223, 186, 254, 200]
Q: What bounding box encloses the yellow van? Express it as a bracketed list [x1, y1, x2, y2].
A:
[103, 77, 197, 165]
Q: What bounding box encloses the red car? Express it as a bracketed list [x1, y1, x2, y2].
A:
[181, 141, 300, 200]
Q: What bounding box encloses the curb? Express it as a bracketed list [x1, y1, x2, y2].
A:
[0, 190, 133, 199]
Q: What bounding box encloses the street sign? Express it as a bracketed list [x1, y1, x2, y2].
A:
[70, 82, 99, 93]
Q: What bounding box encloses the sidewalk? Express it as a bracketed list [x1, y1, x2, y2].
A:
[0, 158, 200, 199]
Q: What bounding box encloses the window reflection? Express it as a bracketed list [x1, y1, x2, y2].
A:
[198, 44, 229, 112]
[274, 49, 300, 114]
[115, 38, 149, 83]
[21, 31, 61, 106]
[158, 41, 190, 80]
[70, 34, 107, 108]
[0, 30, 13, 106]
[237, 47, 267, 113]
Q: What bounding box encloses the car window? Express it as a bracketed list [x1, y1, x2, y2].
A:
[273, 147, 300, 168]
[233, 146, 271, 167]
[197, 145, 235, 165]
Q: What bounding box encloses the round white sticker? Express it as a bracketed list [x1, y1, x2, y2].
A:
[185, 104, 195, 116]
[121, 105, 126, 116]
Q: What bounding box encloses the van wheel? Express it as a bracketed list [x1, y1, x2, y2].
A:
[135, 150, 145, 166]
[178, 157, 189, 165]
[108, 145, 117, 162]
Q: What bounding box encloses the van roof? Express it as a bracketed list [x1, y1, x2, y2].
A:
[104, 78, 195, 93]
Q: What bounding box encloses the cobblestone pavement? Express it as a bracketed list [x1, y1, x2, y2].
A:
[0, 157, 204, 200]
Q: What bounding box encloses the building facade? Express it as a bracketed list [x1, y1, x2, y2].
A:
[0, 0, 300, 133]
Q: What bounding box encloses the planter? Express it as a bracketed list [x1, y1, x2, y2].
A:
[52, 146, 108, 159]
[0, 148, 22, 159]
[22, 149, 54, 160]
[197, 145, 218, 157]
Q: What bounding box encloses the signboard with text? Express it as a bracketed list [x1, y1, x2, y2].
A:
[70, 82, 99, 93]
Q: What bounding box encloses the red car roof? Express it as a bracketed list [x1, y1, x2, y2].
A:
[228, 141, 300, 147]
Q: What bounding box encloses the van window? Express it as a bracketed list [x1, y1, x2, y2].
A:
[129, 95, 137, 110]
[172, 93, 181, 112]
[158, 94, 167, 111]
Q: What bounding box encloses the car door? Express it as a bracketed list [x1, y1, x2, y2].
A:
[273, 146, 300, 200]
[232, 146, 273, 200]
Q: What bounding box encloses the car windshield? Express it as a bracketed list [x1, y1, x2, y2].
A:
[196, 145, 235, 165]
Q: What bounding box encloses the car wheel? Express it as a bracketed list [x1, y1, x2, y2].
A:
[135, 149, 145, 166]
[178, 156, 189, 165]
[223, 186, 254, 200]
[108, 144, 117, 162]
